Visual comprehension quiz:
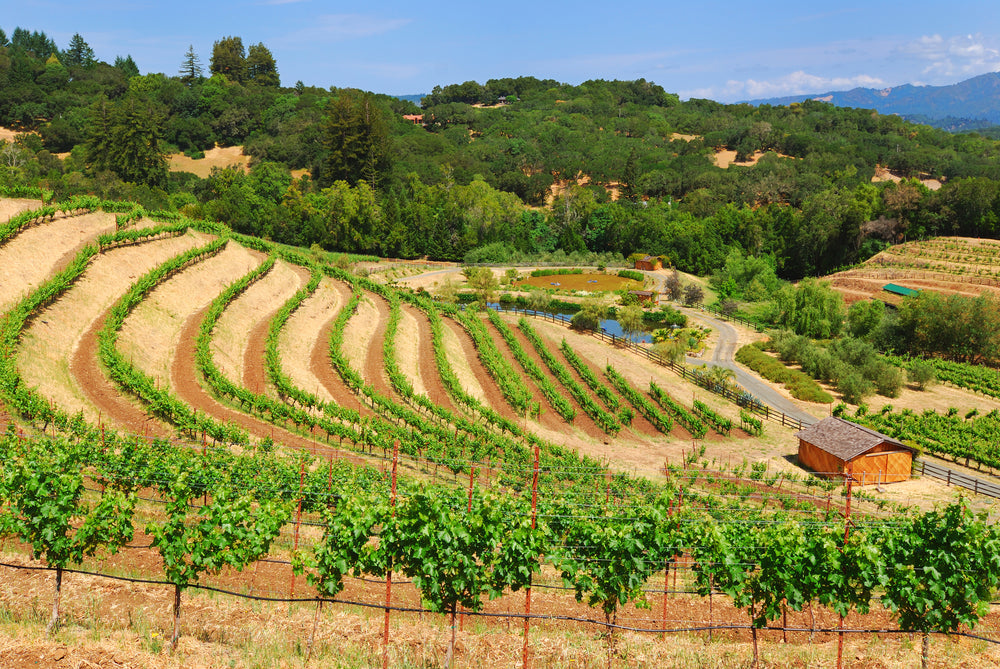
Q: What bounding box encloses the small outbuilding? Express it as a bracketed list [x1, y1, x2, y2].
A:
[795, 417, 915, 485]
[628, 290, 658, 304]
[634, 255, 663, 271]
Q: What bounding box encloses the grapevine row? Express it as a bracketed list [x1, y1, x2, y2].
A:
[648, 381, 707, 439]
[605, 365, 673, 435]
[517, 318, 621, 435]
[456, 308, 534, 414]
[693, 399, 733, 435]
[558, 338, 623, 413]
[485, 309, 576, 422]
[96, 237, 249, 444]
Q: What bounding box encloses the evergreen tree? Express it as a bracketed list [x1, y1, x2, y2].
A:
[10, 28, 57, 57]
[0, 29, 8, 48]
[319, 90, 390, 190]
[178, 45, 203, 85]
[114, 55, 139, 79]
[86, 95, 168, 187]
[246, 43, 279, 87]
[64, 33, 95, 67]
[210, 36, 246, 83]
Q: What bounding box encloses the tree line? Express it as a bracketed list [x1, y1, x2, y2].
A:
[8, 25, 1000, 278]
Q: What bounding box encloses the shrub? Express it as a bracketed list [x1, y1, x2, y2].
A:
[617, 269, 644, 282]
[907, 359, 936, 390]
[837, 372, 873, 404]
[870, 361, 905, 398]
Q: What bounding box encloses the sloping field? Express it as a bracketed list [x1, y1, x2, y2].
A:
[5, 198, 999, 669]
[828, 236, 1000, 304]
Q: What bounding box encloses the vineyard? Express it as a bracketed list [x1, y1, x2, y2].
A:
[1, 193, 1000, 668]
[827, 236, 1000, 305]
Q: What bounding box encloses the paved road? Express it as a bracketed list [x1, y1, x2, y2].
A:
[637, 270, 817, 426]
[680, 309, 817, 426]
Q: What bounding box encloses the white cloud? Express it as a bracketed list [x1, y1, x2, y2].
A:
[897, 33, 1000, 79]
[686, 71, 885, 101]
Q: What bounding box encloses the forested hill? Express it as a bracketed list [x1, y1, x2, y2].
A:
[6, 27, 1000, 281]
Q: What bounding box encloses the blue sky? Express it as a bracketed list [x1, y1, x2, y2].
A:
[6, 1, 1000, 102]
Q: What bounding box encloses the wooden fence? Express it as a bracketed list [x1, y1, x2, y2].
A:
[914, 460, 1000, 499]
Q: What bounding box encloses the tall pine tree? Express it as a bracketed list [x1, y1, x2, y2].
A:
[179, 45, 203, 85]
[319, 90, 390, 191]
[86, 95, 168, 187]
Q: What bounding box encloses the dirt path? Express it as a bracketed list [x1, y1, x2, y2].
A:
[117, 243, 264, 382]
[394, 302, 427, 397]
[0, 211, 116, 311]
[72, 310, 174, 439]
[481, 312, 576, 434]
[403, 304, 458, 414]
[279, 277, 347, 403]
[341, 293, 380, 380]
[310, 319, 370, 418]
[171, 305, 360, 460]
[443, 317, 522, 424]
[19, 233, 206, 429]
[360, 292, 395, 398]
[210, 259, 306, 389]
[504, 313, 615, 440]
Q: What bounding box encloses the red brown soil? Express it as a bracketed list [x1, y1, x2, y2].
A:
[310, 317, 370, 419]
[498, 315, 610, 441]
[553, 338, 662, 439]
[3, 531, 996, 669]
[534, 327, 655, 445]
[443, 317, 522, 424]
[170, 305, 362, 462]
[515, 273, 641, 291]
[403, 304, 459, 414]
[361, 291, 396, 398]
[475, 313, 567, 434]
[71, 309, 175, 440]
[242, 316, 271, 395]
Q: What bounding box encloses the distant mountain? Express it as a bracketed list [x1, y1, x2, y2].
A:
[394, 94, 426, 105]
[747, 72, 1000, 129]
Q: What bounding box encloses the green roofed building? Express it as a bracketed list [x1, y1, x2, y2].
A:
[882, 283, 920, 298]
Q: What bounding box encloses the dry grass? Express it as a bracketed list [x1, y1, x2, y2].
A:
[212, 259, 306, 385]
[118, 242, 262, 380]
[167, 146, 249, 179]
[0, 210, 116, 312]
[278, 277, 348, 402]
[396, 303, 428, 397]
[17, 231, 207, 422]
[340, 293, 380, 375]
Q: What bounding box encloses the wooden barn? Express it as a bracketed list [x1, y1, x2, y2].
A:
[634, 255, 663, 271]
[795, 417, 915, 485]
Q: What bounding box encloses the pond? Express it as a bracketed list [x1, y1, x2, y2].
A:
[485, 303, 654, 344]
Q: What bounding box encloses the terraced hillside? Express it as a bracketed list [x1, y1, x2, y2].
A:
[3, 197, 1000, 669]
[0, 195, 774, 493]
[828, 236, 1000, 304]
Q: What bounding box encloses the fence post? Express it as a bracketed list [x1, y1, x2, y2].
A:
[523, 444, 540, 669]
[290, 460, 306, 599]
[383, 440, 400, 669]
[836, 463, 854, 669]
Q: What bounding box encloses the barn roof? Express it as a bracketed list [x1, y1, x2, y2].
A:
[795, 417, 910, 462]
[883, 283, 919, 297]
